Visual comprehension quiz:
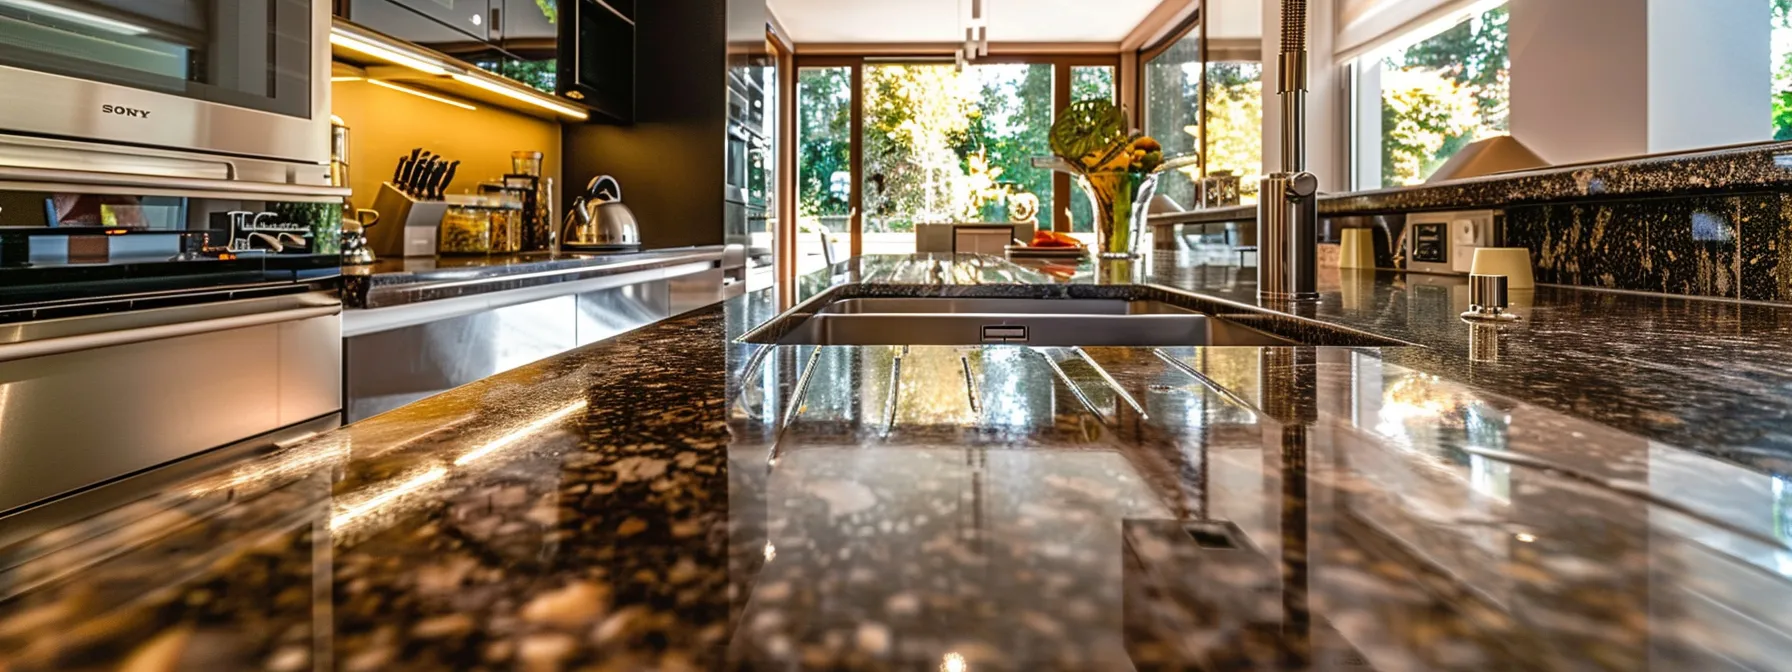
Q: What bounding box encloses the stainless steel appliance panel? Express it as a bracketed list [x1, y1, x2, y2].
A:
[0, 304, 343, 513]
[279, 314, 343, 426]
[576, 281, 670, 347]
[0, 0, 331, 165]
[345, 295, 577, 422]
[670, 268, 727, 316]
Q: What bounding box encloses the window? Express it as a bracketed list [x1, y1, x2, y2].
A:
[1069, 65, 1116, 232]
[795, 57, 1115, 264]
[1144, 31, 1204, 210]
[856, 63, 1056, 254]
[797, 66, 853, 273]
[1775, 0, 1792, 139]
[1143, 23, 1264, 210]
[1202, 62, 1264, 182]
[1350, 3, 1510, 189]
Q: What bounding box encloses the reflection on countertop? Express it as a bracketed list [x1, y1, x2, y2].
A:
[2, 253, 1792, 670]
[341, 246, 726, 308]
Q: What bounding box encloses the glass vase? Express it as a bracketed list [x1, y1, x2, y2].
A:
[1077, 171, 1158, 258]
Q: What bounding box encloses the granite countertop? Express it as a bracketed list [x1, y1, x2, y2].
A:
[341, 246, 726, 308]
[3, 253, 1791, 670]
[1150, 139, 1792, 225]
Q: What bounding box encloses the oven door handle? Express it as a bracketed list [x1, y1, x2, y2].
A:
[0, 166, 351, 202]
[0, 305, 342, 363]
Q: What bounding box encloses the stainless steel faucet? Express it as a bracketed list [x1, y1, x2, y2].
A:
[1258, 0, 1320, 301]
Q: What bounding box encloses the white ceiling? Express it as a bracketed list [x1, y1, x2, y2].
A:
[767, 0, 1166, 43]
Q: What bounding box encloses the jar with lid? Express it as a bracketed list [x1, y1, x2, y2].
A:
[439, 202, 523, 255]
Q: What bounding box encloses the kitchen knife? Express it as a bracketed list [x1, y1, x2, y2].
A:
[423, 161, 449, 200]
[392, 155, 407, 185]
[411, 159, 435, 197]
[436, 160, 460, 200]
[397, 156, 419, 195]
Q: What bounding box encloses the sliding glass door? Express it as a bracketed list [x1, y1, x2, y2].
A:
[860, 62, 1055, 255]
[796, 65, 856, 275]
[789, 56, 1119, 270]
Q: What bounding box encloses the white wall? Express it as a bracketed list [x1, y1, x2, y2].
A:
[1508, 0, 1651, 165]
[1209, 0, 1265, 40]
[1509, 0, 1770, 165]
[1647, 0, 1773, 153]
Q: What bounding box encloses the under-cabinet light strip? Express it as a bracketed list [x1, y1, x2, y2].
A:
[329, 30, 450, 76]
[449, 73, 590, 120]
[366, 79, 477, 111]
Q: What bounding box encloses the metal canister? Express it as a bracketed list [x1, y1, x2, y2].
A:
[330, 115, 351, 189]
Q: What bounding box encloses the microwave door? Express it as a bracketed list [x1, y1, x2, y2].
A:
[0, 0, 330, 166]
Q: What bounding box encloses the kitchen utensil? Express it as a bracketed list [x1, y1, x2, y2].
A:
[395, 156, 414, 192]
[367, 183, 448, 258]
[330, 115, 351, 189]
[439, 161, 460, 199]
[424, 161, 449, 200]
[409, 159, 431, 197]
[341, 208, 379, 265]
[562, 175, 641, 250]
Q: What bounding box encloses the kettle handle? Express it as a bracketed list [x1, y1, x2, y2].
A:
[586, 175, 622, 203]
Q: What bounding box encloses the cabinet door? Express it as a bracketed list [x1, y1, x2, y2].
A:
[348, 0, 489, 45]
[496, 0, 558, 51]
[595, 0, 631, 20]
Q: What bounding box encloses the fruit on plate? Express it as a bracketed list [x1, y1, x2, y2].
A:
[1030, 230, 1083, 248]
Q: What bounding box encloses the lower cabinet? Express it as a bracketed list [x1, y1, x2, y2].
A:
[343, 269, 725, 422]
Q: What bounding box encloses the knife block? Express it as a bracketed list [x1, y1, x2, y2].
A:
[368, 182, 450, 258]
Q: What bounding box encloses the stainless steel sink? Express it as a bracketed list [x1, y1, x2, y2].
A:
[769, 298, 1297, 347]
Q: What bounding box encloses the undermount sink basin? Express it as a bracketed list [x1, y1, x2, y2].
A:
[765, 297, 1299, 347]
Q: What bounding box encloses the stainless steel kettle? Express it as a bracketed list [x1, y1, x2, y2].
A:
[562, 175, 641, 249]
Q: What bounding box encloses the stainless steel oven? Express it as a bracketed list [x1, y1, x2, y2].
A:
[0, 0, 332, 170]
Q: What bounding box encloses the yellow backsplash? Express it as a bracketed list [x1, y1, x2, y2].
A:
[330, 79, 562, 213]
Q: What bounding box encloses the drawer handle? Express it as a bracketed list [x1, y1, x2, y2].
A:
[0, 305, 341, 363]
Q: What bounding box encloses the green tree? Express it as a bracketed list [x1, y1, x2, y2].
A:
[1203, 62, 1264, 179]
[1379, 4, 1509, 186]
[797, 68, 852, 220]
[1774, 0, 1792, 139]
[1382, 69, 1481, 186]
[862, 64, 975, 230]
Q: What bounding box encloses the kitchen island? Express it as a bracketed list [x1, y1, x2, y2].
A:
[2, 253, 1790, 670]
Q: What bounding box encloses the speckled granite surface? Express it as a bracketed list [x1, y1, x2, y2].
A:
[341, 247, 725, 308]
[2, 253, 1791, 670]
[1153, 140, 1792, 225]
[1148, 142, 1792, 303]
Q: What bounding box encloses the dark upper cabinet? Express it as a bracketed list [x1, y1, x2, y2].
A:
[493, 0, 557, 54]
[558, 0, 634, 122]
[338, 0, 636, 123]
[345, 0, 491, 47]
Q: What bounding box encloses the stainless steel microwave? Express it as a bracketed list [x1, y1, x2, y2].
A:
[0, 0, 332, 170]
